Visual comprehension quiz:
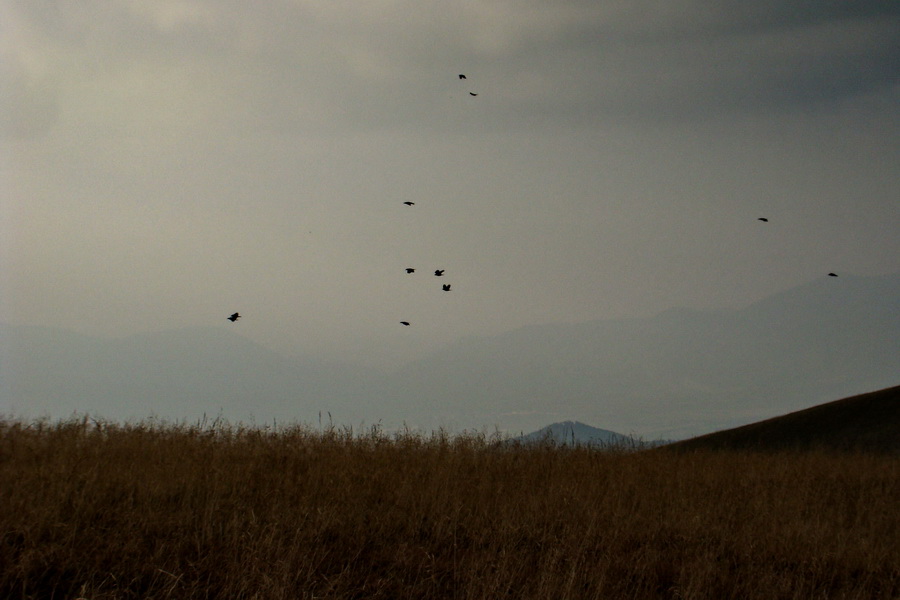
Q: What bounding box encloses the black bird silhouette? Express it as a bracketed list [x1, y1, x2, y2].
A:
[405, 268, 415, 273]
[442, 284, 451, 291]
[227, 313, 240, 322]
[758, 217, 768, 222]
[434, 269, 445, 276]
[459, 74, 466, 79]
[469, 92, 478, 96]
[400, 321, 410, 326]
[403, 201, 415, 206]
[828, 272, 838, 277]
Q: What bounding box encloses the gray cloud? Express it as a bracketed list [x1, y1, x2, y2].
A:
[0, 58, 58, 138]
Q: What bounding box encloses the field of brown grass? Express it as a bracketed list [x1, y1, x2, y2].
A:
[1, 418, 898, 599]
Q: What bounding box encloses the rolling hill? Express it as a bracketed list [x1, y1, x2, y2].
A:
[663, 385, 900, 454]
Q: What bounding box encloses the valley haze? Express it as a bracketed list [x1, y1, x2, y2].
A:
[2, 272, 898, 440]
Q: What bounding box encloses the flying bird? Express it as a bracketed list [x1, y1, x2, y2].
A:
[403, 201, 415, 206]
[400, 321, 410, 326]
[442, 284, 451, 291]
[828, 273, 838, 277]
[469, 92, 478, 96]
[758, 217, 768, 222]
[405, 268, 415, 274]
[434, 269, 445, 276]
[459, 74, 466, 79]
[227, 313, 240, 322]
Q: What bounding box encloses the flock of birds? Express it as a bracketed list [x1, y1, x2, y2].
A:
[224, 76, 840, 326]
[227, 74, 478, 327]
[393, 76, 475, 326]
[397, 265, 452, 326]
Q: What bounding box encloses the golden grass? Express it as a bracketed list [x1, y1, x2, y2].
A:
[1, 417, 898, 599]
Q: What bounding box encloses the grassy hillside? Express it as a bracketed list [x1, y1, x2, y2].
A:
[665, 384, 900, 454]
[2, 418, 898, 599]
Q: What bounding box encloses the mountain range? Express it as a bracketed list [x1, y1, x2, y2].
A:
[2, 272, 898, 439]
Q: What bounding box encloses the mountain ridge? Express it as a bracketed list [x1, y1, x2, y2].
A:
[382, 272, 900, 436]
[2, 272, 898, 438]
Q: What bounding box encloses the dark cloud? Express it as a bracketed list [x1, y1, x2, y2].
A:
[477, 2, 900, 124]
[7, 0, 897, 134]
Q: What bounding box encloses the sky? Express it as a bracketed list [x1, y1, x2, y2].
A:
[2, 0, 899, 369]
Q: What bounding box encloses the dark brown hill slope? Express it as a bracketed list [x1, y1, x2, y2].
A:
[664, 384, 900, 454]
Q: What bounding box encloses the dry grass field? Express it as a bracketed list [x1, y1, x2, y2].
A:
[1, 417, 898, 599]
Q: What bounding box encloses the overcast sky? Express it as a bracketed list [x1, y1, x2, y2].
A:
[2, 0, 898, 367]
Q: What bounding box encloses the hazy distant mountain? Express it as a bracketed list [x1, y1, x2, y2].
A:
[379, 272, 900, 438]
[0, 325, 381, 426]
[663, 384, 900, 454]
[515, 421, 634, 447]
[2, 273, 898, 439]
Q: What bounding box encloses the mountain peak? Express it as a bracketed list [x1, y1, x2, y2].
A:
[516, 421, 633, 447]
